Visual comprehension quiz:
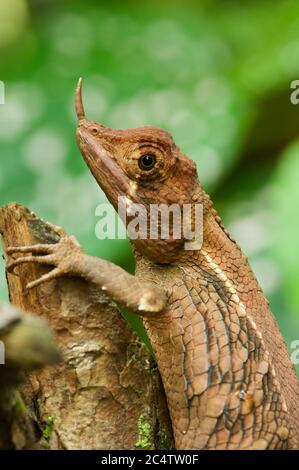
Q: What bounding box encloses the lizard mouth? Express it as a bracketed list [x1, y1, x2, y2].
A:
[75, 78, 130, 209]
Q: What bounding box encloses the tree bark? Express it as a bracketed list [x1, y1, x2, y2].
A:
[0, 203, 173, 450]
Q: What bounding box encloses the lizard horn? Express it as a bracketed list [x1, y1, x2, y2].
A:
[75, 77, 85, 120]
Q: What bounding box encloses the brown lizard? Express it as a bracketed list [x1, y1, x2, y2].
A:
[6, 79, 299, 450]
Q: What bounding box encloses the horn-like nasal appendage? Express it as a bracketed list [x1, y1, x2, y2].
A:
[75, 77, 85, 120]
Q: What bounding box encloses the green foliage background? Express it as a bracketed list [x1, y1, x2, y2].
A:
[0, 0, 299, 372]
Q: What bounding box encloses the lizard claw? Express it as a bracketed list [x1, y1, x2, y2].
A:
[26, 267, 63, 290]
[6, 234, 84, 289]
[6, 255, 55, 274]
[6, 244, 53, 255]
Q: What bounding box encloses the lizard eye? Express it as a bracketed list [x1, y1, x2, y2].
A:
[138, 154, 156, 171]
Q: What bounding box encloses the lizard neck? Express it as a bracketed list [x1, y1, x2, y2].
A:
[199, 206, 252, 289]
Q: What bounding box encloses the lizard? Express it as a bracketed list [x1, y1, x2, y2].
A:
[6, 78, 299, 450]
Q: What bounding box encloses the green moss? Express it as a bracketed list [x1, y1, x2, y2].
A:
[41, 416, 54, 449]
[135, 414, 154, 450]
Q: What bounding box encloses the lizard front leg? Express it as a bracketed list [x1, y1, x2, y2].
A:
[6, 228, 167, 317]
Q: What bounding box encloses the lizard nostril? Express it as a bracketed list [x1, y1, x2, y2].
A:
[91, 127, 98, 136]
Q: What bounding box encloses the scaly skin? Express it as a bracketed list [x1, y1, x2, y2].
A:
[6, 79, 299, 449]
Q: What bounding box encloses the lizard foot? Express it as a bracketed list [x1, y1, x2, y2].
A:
[6, 233, 84, 290]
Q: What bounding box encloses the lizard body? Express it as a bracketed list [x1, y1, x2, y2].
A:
[6, 79, 299, 449]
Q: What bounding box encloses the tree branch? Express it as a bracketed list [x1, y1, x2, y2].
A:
[0, 203, 173, 450]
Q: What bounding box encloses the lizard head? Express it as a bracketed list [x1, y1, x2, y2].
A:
[76, 79, 206, 263]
